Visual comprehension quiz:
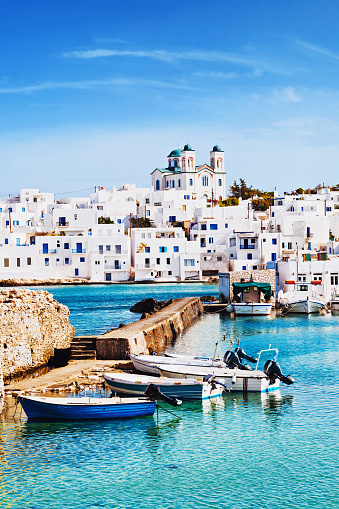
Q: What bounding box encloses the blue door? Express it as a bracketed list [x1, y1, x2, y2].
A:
[75, 268, 79, 276]
[43, 243, 48, 254]
[76, 243, 82, 253]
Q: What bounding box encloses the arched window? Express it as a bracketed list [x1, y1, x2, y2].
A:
[217, 158, 222, 169]
[218, 179, 222, 186]
[189, 178, 193, 186]
[172, 180, 175, 188]
[202, 175, 209, 187]
[174, 159, 178, 167]
[178, 179, 181, 188]
[188, 157, 193, 169]
[211, 158, 214, 167]
[168, 160, 171, 167]
[182, 158, 185, 170]
[156, 180, 160, 191]
[166, 180, 169, 188]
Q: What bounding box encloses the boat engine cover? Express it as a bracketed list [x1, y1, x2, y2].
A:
[223, 350, 251, 370]
[263, 360, 294, 385]
[234, 347, 257, 364]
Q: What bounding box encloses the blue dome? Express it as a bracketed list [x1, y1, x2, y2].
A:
[168, 149, 182, 157]
[183, 144, 194, 151]
[212, 145, 223, 152]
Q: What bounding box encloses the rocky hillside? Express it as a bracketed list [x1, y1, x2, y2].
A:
[0, 288, 74, 381]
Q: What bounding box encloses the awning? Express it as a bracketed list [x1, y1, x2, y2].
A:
[232, 282, 273, 300]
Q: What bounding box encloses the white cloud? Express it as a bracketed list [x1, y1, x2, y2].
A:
[272, 87, 302, 103]
[296, 40, 339, 61]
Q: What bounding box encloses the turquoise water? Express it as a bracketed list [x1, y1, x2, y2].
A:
[1, 285, 339, 508]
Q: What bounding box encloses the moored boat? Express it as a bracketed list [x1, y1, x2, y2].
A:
[103, 372, 223, 400]
[18, 395, 156, 420]
[226, 281, 273, 316]
[278, 282, 326, 314]
[227, 302, 273, 316]
[129, 353, 226, 375]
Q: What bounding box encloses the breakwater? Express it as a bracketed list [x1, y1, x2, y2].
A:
[96, 297, 203, 360]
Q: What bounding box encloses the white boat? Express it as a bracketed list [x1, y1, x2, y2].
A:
[103, 372, 224, 400]
[278, 282, 326, 314]
[330, 288, 339, 312]
[226, 281, 273, 316]
[227, 302, 272, 316]
[129, 353, 226, 375]
[157, 347, 294, 393]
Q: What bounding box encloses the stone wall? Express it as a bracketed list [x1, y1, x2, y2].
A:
[96, 297, 203, 360]
[0, 288, 75, 381]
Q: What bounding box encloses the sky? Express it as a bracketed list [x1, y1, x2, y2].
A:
[1, 0, 339, 197]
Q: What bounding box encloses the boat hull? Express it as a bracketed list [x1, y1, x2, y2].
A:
[285, 299, 325, 314]
[157, 366, 280, 393]
[19, 396, 156, 420]
[103, 373, 222, 400]
[231, 303, 272, 316]
[130, 354, 225, 375]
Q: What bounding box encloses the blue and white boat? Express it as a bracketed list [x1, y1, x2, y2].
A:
[103, 372, 224, 400]
[18, 395, 156, 420]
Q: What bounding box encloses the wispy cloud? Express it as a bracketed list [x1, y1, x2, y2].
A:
[272, 87, 302, 103]
[62, 47, 283, 73]
[194, 71, 238, 79]
[296, 40, 339, 61]
[0, 78, 199, 94]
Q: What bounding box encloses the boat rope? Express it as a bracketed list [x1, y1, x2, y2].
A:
[156, 403, 182, 420]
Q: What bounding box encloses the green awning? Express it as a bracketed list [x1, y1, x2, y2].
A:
[232, 282, 273, 300]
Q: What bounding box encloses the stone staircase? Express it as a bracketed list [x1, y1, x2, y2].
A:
[70, 336, 97, 360]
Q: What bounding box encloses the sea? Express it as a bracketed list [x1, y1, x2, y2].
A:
[1, 283, 338, 509]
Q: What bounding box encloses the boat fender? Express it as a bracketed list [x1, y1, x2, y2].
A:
[263, 360, 294, 386]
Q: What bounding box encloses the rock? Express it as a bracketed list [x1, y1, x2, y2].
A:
[130, 298, 173, 314]
[201, 295, 217, 302]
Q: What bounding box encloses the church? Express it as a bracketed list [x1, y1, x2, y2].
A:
[151, 144, 226, 200]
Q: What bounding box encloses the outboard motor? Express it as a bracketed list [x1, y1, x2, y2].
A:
[145, 384, 182, 407]
[263, 360, 294, 386]
[203, 374, 231, 393]
[223, 350, 251, 370]
[234, 347, 258, 364]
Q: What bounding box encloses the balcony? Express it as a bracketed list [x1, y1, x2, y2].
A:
[136, 263, 152, 269]
[72, 249, 86, 254]
[104, 265, 122, 270]
[93, 249, 128, 255]
[240, 244, 256, 250]
[57, 222, 69, 227]
[39, 249, 57, 254]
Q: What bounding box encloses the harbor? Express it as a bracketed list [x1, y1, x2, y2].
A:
[1, 283, 339, 508]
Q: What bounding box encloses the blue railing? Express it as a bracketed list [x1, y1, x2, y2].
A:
[240, 245, 255, 250]
[72, 249, 86, 253]
[39, 249, 57, 254]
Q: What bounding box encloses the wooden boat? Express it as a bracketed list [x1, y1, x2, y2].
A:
[226, 281, 273, 316]
[103, 372, 224, 400]
[18, 395, 156, 420]
[130, 353, 226, 375]
[227, 302, 272, 316]
[278, 282, 326, 314]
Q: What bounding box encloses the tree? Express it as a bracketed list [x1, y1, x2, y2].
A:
[130, 217, 152, 228]
[98, 216, 114, 224]
[219, 196, 239, 207]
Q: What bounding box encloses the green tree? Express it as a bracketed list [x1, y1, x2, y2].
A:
[130, 217, 152, 228]
[98, 216, 114, 224]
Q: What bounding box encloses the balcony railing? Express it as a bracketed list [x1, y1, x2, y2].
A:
[104, 265, 122, 270]
[72, 249, 86, 254]
[57, 222, 69, 227]
[240, 245, 256, 250]
[92, 249, 128, 255]
[135, 263, 152, 269]
[39, 249, 57, 254]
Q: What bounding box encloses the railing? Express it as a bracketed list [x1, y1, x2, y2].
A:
[56, 222, 69, 227]
[200, 243, 206, 248]
[104, 265, 122, 270]
[135, 264, 151, 269]
[39, 249, 57, 254]
[92, 249, 128, 255]
[240, 245, 255, 250]
[72, 249, 86, 253]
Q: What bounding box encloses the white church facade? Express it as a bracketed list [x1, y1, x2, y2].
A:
[151, 144, 226, 201]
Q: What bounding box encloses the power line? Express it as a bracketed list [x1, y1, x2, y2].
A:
[55, 187, 95, 196]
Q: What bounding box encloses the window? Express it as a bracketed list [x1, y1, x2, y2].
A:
[272, 212, 275, 217]
[64, 243, 69, 249]
[45, 258, 49, 266]
[106, 245, 111, 251]
[27, 257, 31, 265]
[145, 198, 150, 204]
[218, 179, 222, 186]
[201, 224, 207, 230]
[80, 257, 85, 262]
[297, 285, 308, 292]
[156, 180, 160, 191]
[225, 223, 228, 228]
[209, 238, 214, 244]
[271, 253, 277, 261]
[178, 179, 181, 188]
[57, 240, 60, 247]
[166, 180, 169, 188]
[159, 247, 167, 253]
[74, 214, 77, 220]
[272, 238, 277, 245]
[202, 175, 209, 187]
[0, 208, 2, 212]
[16, 258, 20, 267]
[217, 256, 222, 261]
[173, 246, 179, 252]
[75, 268, 79, 276]
[168, 271, 172, 276]
[242, 266, 246, 270]
[145, 258, 150, 267]
[114, 260, 121, 270]
[146, 210, 150, 217]
[189, 179, 193, 186]
[253, 266, 258, 270]
[117, 219, 121, 224]
[288, 242, 292, 249]
[251, 238, 256, 244]
[331, 274, 339, 286]
[263, 238, 266, 243]
[313, 274, 322, 282]
[210, 224, 218, 230]
[166, 258, 170, 264]
[184, 195, 190, 200]
[230, 238, 236, 247]
[22, 207, 25, 212]
[145, 246, 150, 253]
[9, 207, 12, 212]
[282, 242, 285, 248]
[247, 253, 252, 260]
[5, 238, 8, 245]
[184, 259, 195, 266]
[169, 216, 176, 222]
[65, 258, 70, 264]
[6, 221, 9, 227]
[156, 258, 160, 265]
[4, 258, 9, 267]
[105, 273, 111, 281]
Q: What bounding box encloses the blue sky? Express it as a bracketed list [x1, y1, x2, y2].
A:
[1, 0, 339, 196]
